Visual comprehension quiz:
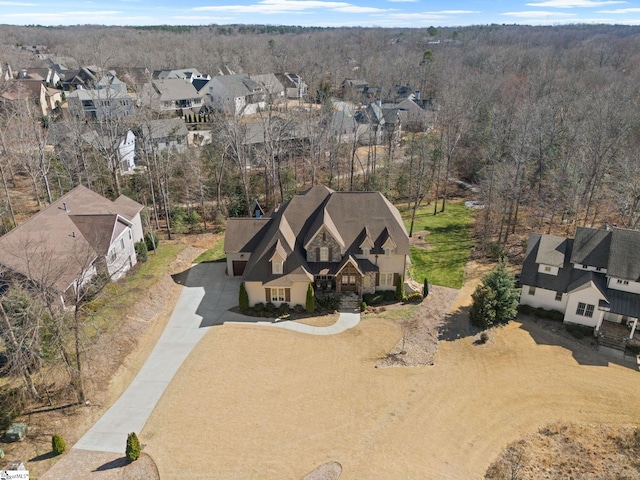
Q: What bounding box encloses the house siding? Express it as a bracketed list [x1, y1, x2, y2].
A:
[564, 286, 604, 328]
[607, 277, 640, 294]
[106, 227, 137, 281]
[519, 285, 567, 312]
[245, 281, 308, 307]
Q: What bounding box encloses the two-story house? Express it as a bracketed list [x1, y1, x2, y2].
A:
[520, 226, 640, 338]
[224, 186, 410, 307]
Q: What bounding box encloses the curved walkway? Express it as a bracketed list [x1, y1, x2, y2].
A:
[269, 311, 361, 335]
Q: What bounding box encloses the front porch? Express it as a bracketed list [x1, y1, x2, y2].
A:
[598, 320, 640, 360]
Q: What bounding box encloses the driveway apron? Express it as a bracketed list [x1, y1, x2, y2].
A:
[75, 262, 242, 453]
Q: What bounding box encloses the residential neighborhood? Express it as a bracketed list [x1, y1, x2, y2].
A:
[1, 24, 640, 480]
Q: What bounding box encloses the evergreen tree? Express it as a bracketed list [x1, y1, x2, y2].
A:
[395, 275, 405, 301]
[126, 432, 141, 462]
[423, 277, 430, 298]
[305, 284, 315, 314]
[239, 282, 249, 313]
[470, 261, 519, 329]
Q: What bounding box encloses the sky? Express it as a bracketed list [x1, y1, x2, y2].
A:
[3, 0, 640, 28]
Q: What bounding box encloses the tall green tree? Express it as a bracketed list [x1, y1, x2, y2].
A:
[470, 261, 519, 329]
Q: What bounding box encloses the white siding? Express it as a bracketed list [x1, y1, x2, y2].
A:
[607, 277, 640, 294]
[520, 285, 567, 311]
[564, 286, 604, 328]
[106, 227, 137, 280]
[537, 264, 559, 276]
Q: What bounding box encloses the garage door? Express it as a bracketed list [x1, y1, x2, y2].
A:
[232, 261, 247, 276]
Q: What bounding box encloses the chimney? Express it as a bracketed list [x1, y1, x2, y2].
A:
[63, 202, 68, 212]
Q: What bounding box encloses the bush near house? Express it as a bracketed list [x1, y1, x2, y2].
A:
[470, 261, 519, 330]
[239, 283, 249, 313]
[305, 284, 316, 313]
[134, 241, 148, 262]
[144, 231, 159, 251]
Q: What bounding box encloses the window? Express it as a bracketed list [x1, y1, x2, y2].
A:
[320, 247, 329, 262]
[362, 247, 369, 258]
[617, 279, 629, 285]
[576, 302, 594, 318]
[384, 247, 392, 257]
[582, 264, 588, 269]
[555, 292, 562, 301]
[120, 238, 125, 250]
[544, 266, 551, 272]
[110, 249, 116, 262]
[528, 286, 536, 295]
[273, 261, 283, 274]
[271, 288, 286, 302]
[342, 275, 356, 285]
[380, 273, 394, 286]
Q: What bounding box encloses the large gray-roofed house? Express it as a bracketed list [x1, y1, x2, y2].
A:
[225, 185, 410, 307]
[520, 226, 640, 342]
[0, 185, 143, 306]
[142, 79, 202, 112]
[201, 74, 267, 116]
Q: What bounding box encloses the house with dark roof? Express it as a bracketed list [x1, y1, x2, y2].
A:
[201, 74, 267, 116]
[275, 72, 307, 99]
[520, 226, 640, 340]
[0, 185, 144, 306]
[224, 185, 410, 307]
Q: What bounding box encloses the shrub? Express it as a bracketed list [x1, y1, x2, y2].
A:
[293, 304, 305, 314]
[52, 435, 66, 455]
[278, 303, 290, 316]
[239, 283, 249, 313]
[395, 275, 405, 301]
[316, 295, 339, 312]
[126, 432, 141, 462]
[254, 302, 265, 313]
[265, 302, 276, 313]
[134, 241, 148, 262]
[423, 277, 430, 298]
[360, 301, 367, 312]
[565, 323, 592, 339]
[363, 293, 384, 305]
[0, 386, 24, 431]
[144, 231, 159, 251]
[170, 207, 188, 234]
[405, 292, 423, 304]
[479, 332, 489, 344]
[187, 210, 203, 233]
[305, 284, 315, 313]
[383, 290, 396, 302]
[518, 305, 564, 321]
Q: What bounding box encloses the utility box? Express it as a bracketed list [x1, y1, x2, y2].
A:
[3, 423, 27, 442]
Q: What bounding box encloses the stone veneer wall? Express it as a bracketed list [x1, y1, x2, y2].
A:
[306, 228, 343, 262]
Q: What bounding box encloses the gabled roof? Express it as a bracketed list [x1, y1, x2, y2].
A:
[608, 228, 640, 281]
[149, 79, 200, 102]
[535, 234, 567, 267]
[226, 185, 409, 284]
[0, 185, 137, 293]
[571, 227, 611, 269]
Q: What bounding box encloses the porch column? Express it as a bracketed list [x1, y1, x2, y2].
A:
[630, 318, 638, 340]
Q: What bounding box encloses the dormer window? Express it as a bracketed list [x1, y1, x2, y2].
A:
[273, 261, 283, 275]
[544, 266, 551, 273]
[320, 247, 329, 262]
[384, 247, 392, 257]
[362, 247, 370, 258]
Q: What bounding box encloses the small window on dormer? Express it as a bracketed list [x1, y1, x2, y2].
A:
[320, 247, 329, 262]
[273, 261, 283, 274]
[384, 247, 392, 257]
[544, 266, 551, 272]
[362, 248, 369, 258]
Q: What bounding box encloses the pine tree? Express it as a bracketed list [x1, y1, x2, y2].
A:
[470, 261, 519, 329]
[395, 275, 405, 301]
[423, 277, 430, 298]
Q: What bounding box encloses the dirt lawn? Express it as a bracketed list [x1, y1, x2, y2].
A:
[141, 261, 640, 480]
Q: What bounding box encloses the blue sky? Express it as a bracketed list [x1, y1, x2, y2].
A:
[3, 0, 640, 27]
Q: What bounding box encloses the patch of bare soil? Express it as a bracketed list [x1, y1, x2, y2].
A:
[375, 285, 458, 367]
[408, 229, 432, 249]
[302, 461, 342, 480]
[1, 238, 210, 479]
[486, 422, 640, 480]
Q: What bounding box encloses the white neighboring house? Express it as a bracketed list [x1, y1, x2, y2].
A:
[0, 185, 144, 307]
[118, 130, 137, 173]
[520, 227, 640, 339]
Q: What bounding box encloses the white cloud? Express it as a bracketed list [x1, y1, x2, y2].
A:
[526, 0, 625, 7]
[194, 0, 388, 14]
[0, 1, 34, 4]
[599, 7, 640, 12]
[387, 0, 418, 3]
[502, 10, 576, 17]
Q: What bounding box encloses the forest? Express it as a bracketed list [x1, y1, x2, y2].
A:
[1, 23, 640, 245]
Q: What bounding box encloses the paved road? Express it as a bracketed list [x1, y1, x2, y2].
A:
[75, 262, 243, 453]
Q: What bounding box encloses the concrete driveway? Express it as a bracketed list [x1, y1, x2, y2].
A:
[75, 262, 243, 453]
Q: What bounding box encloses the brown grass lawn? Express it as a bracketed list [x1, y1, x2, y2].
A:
[142, 269, 640, 479]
